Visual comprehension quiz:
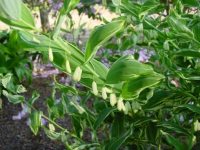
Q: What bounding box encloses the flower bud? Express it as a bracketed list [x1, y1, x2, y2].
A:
[72, 66, 82, 82]
[124, 102, 131, 115]
[194, 120, 200, 131]
[105, 87, 112, 93]
[65, 60, 71, 73]
[49, 123, 55, 131]
[110, 93, 117, 106]
[132, 101, 141, 113]
[92, 81, 98, 95]
[48, 48, 53, 62]
[117, 97, 126, 112]
[102, 87, 107, 99]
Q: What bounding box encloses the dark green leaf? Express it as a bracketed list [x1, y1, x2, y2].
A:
[174, 50, 200, 58]
[161, 130, 185, 150]
[177, 104, 200, 115]
[181, 0, 200, 7]
[94, 107, 116, 129]
[158, 122, 190, 135]
[106, 127, 132, 150]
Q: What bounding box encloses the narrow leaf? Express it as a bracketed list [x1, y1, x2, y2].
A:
[85, 19, 125, 62]
[106, 127, 132, 150]
[161, 130, 185, 150]
[94, 107, 116, 129]
[29, 111, 42, 135]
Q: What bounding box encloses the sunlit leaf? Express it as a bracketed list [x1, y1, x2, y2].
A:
[122, 73, 164, 99]
[106, 55, 154, 84]
[29, 111, 42, 135]
[85, 19, 125, 62]
[2, 90, 24, 104]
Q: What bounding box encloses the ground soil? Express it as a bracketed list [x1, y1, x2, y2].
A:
[0, 77, 67, 150]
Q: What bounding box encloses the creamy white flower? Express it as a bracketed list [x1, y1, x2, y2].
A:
[124, 102, 131, 115]
[194, 120, 200, 131]
[102, 87, 107, 99]
[117, 97, 126, 112]
[49, 123, 55, 131]
[110, 93, 117, 106]
[65, 60, 71, 73]
[92, 81, 98, 95]
[72, 66, 82, 81]
[48, 48, 53, 62]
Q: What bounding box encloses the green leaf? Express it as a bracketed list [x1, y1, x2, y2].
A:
[106, 55, 154, 84]
[174, 50, 200, 58]
[16, 85, 26, 93]
[85, 19, 125, 62]
[20, 3, 35, 27]
[44, 128, 61, 140]
[106, 127, 132, 150]
[71, 116, 83, 138]
[177, 104, 200, 114]
[28, 91, 40, 105]
[161, 130, 185, 150]
[167, 16, 193, 38]
[91, 59, 108, 80]
[122, 73, 164, 99]
[111, 115, 125, 138]
[2, 90, 24, 104]
[181, 0, 200, 7]
[63, 0, 80, 14]
[55, 81, 77, 94]
[0, 3, 35, 29]
[73, 143, 100, 150]
[94, 107, 116, 129]
[1, 73, 13, 90]
[0, 0, 21, 20]
[158, 122, 190, 135]
[143, 90, 172, 111]
[112, 0, 121, 6]
[29, 111, 42, 135]
[140, 0, 160, 17]
[192, 23, 200, 41]
[133, 116, 156, 126]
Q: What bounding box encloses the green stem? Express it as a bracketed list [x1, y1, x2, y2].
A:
[23, 100, 84, 142]
[42, 115, 67, 131]
[52, 13, 66, 39]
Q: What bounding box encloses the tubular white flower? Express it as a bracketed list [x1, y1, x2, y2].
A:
[65, 60, 71, 73]
[110, 93, 117, 106]
[117, 97, 126, 112]
[102, 87, 107, 99]
[105, 87, 112, 93]
[72, 66, 82, 81]
[48, 47, 53, 62]
[124, 102, 131, 115]
[49, 123, 55, 131]
[194, 120, 200, 131]
[92, 81, 98, 95]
